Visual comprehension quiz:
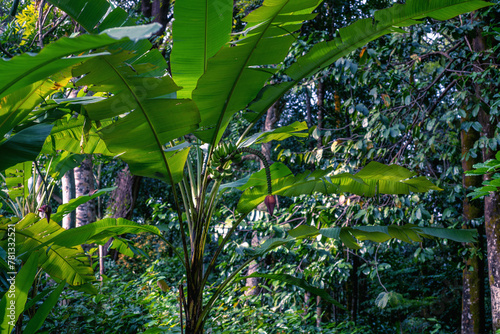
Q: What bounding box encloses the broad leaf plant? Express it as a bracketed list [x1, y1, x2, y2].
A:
[0, 0, 493, 333]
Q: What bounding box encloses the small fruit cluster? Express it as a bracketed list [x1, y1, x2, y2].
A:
[209, 142, 242, 179]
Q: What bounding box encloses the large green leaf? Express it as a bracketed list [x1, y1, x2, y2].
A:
[23, 281, 65, 334]
[237, 161, 441, 213]
[171, 0, 233, 98]
[41, 114, 112, 155]
[0, 73, 71, 139]
[248, 237, 294, 256]
[247, 0, 493, 118]
[193, 0, 322, 144]
[0, 24, 165, 171]
[220, 162, 293, 191]
[0, 124, 53, 171]
[47, 0, 113, 33]
[289, 224, 478, 250]
[240, 121, 309, 147]
[0, 214, 94, 285]
[73, 51, 200, 184]
[3, 161, 32, 199]
[0, 24, 161, 100]
[51, 187, 116, 223]
[0, 252, 39, 334]
[47, 152, 85, 180]
[35, 218, 161, 248]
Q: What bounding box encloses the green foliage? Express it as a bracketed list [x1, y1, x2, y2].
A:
[0, 0, 495, 332]
[0, 252, 39, 333]
[0, 24, 164, 171]
[466, 151, 500, 199]
[236, 161, 442, 213]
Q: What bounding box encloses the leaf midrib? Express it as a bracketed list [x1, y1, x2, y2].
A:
[0, 37, 118, 98]
[252, 0, 489, 119]
[6, 228, 90, 284]
[101, 57, 176, 184]
[209, 0, 292, 147]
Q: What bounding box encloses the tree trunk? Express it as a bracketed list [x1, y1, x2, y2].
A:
[151, 0, 171, 32]
[473, 24, 500, 332]
[484, 185, 500, 332]
[316, 81, 325, 148]
[61, 169, 76, 230]
[460, 97, 485, 333]
[304, 291, 312, 316]
[141, 0, 152, 17]
[244, 103, 281, 296]
[480, 105, 500, 331]
[351, 254, 359, 323]
[244, 232, 261, 296]
[316, 295, 322, 328]
[74, 156, 95, 227]
[99, 165, 142, 276]
[305, 87, 312, 128]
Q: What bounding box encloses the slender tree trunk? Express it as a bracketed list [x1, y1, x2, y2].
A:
[260, 103, 280, 168]
[461, 98, 485, 333]
[151, 0, 171, 32]
[99, 165, 142, 276]
[305, 87, 312, 128]
[141, 0, 152, 17]
[351, 254, 359, 323]
[480, 105, 500, 331]
[316, 295, 322, 327]
[473, 24, 500, 332]
[484, 186, 500, 332]
[61, 169, 76, 229]
[244, 103, 281, 296]
[304, 291, 312, 316]
[74, 156, 95, 227]
[244, 232, 261, 296]
[316, 81, 325, 148]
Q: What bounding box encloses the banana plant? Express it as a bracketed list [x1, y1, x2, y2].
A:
[0, 157, 164, 333]
[0, 0, 493, 333]
[0, 22, 163, 171]
[0, 213, 167, 334]
[37, 1, 490, 333]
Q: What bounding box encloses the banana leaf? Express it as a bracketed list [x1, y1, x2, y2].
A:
[247, 0, 493, 119]
[237, 161, 442, 214]
[192, 0, 322, 145]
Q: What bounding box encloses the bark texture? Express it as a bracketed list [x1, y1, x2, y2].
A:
[152, 0, 171, 33]
[474, 25, 500, 332]
[100, 165, 142, 276]
[316, 81, 325, 148]
[460, 89, 485, 333]
[75, 157, 95, 227]
[481, 105, 500, 331]
[61, 169, 76, 230]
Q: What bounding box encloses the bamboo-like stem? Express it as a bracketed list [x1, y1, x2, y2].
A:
[196, 256, 257, 332]
[198, 180, 222, 264]
[200, 213, 247, 290]
[166, 142, 192, 284]
[196, 143, 203, 201]
[186, 156, 198, 207]
[179, 180, 194, 249]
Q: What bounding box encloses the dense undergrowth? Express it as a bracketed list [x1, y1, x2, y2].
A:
[34, 231, 484, 334]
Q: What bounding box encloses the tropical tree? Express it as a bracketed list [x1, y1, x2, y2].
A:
[0, 0, 493, 333]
